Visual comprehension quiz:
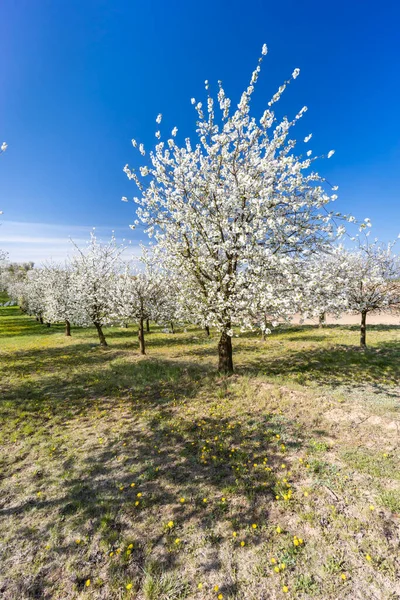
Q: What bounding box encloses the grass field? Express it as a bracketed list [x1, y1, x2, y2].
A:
[0, 302, 399, 599]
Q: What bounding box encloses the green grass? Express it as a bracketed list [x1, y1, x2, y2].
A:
[0, 305, 399, 599]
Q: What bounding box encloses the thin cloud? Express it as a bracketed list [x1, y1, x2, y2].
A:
[0, 221, 141, 264]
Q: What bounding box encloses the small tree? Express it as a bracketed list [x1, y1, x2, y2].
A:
[41, 264, 80, 336]
[341, 241, 400, 347]
[71, 233, 124, 346]
[124, 45, 349, 372]
[297, 249, 350, 326]
[112, 255, 168, 354]
[24, 268, 48, 322]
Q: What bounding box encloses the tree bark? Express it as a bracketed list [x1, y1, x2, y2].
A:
[94, 321, 108, 347]
[138, 317, 146, 354]
[46, 322, 51, 328]
[146, 318, 150, 332]
[39, 316, 44, 324]
[205, 325, 210, 337]
[319, 312, 326, 328]
[360, 310, 367, 348]
[65, 319, 71, 336]
[218, 328, 233, 373]
[170, 321, 175, 334]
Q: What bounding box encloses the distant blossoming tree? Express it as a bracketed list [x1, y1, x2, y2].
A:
[112, 256, 167, 355]
[124, 44, 350, 372]
[340, 241, 400, 347]
[71, 233, 125, 346]
[297, 249, 350, 326]
[41, 264, 80, 336]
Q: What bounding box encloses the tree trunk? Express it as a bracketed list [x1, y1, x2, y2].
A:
[46, 322, 51, 328]
[218, 328, 233, 373]
[360, 310, 367, 348]
[205, 325, 210, 337]
[319, 312, 326, 328]
[170, 321, 175, 334]
[94, 321, 108, 347]
[146, 318, 150, 332]
[138, 317, 146, 354]
[65, 319, 71, 336]
[39, 316, 44, 324]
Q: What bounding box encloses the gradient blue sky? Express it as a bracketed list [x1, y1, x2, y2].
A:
[1, 0, 399, 262]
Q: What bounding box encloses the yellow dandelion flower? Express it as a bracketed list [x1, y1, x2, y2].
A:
[167, 521, 174, 528]
[137, 492, 142, 498]
[175, 538, 180, 544]
[180, 497, 185, 503]
[221, 497, 226, 502]
[128, 543, 133, 549]
[298, 538, 303, 545]
[274, 566, 280, 573]
[203, 498, 208, 503]
[130, 482, 135, 487]
[218, 595, 223, 600]
[341, 573, 347, 581]
[75, 539, 81, 544]
[281, 464, 286, 469]
[198, 582, 203, 589]
[366, 554, 372, 562]
[240, 541, 245, 546]
[294, 539, 299, 546]
[282, 586, 289, 593]
[85, 579, 91, 587]
[214, 585, 219, 592]
[304, 491, 309, 497]
[252, 524, 257, 529]
[109, 551, 114, 557]
[126, 582, 133, 590]
[270, 558, 276, 564]
[276, 526, 282, 534]
[232, 532, 237, 537]
[119, 486, 124, 491]
[369, 505, 375, 511]
[135, 501, 139, 506]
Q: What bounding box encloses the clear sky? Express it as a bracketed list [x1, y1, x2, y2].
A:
[1, 0, 399, 263]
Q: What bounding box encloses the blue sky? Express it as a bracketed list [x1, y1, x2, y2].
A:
[1, 0, 399, 263]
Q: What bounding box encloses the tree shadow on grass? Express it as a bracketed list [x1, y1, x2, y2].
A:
[238, 339, 400, 387]
[0, 353, 313, 598]
[0, 307, 65, 338]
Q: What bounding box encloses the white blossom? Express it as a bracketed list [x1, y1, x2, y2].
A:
[124, 45, 352, 371]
